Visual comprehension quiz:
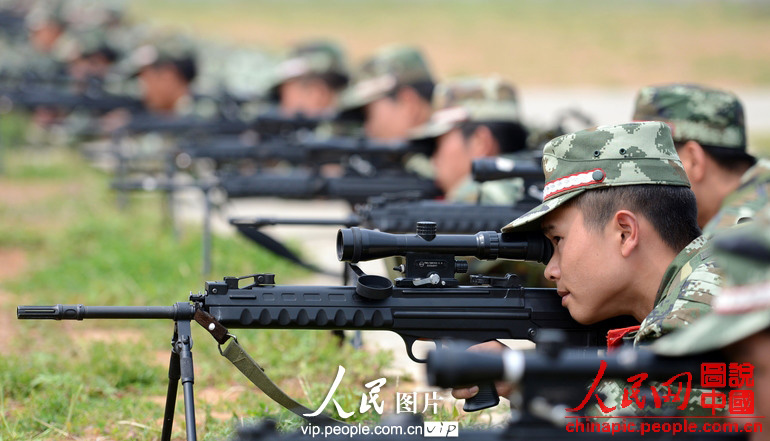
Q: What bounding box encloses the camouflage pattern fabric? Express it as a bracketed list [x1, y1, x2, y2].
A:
[340, 45, 433, 113]
[502, 121, 690, 233]
[410, 76, 520, 143]
[402, 152, 435, 179]
[447, 152, 528, 205]
[590, 235, 723, 419]
[702, 158, 770, 237]
[633, 83, 746, 150]
[635, 235, 721, 345]
[116, 33, 197, 79]
[655, 206, 770, 356]
[267, 40, 348, 89]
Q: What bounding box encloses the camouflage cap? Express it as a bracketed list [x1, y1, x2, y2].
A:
[655, 208, 770, 356]
[266, 40, 349, 99]
[340, 45, 434, 115]
[56, 29, 119, 61]
[118, 35, 197, 79]
[25, 1, 67, 30]
[633, 83, 747, 150]
[409, 76, 520, 142]
[502, 121, 690, 232]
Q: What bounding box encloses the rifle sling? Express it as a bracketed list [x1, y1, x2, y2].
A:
[194, 309, 346, 425]
[220, 339, 347, 426]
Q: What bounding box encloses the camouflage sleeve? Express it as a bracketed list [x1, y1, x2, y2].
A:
[590, 378, 729, 420]
[403, 153, 435, 179]
[446, 177, 525, 205]
[478, 178, 525, 205]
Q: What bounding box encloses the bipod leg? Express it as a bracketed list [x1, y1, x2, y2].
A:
[161, 341, 180, 441]
[160, 320, 197, 441]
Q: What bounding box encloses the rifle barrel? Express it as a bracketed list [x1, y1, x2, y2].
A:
[17, 303, 196, 320]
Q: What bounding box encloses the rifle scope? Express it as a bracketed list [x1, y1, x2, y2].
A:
[336, 222, 552, 263]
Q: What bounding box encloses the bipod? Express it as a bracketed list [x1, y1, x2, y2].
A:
[161, 318, 198, 441]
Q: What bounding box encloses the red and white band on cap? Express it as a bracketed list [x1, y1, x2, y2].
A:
[714, 281, 770, 314]
[543, 168, 605, 200]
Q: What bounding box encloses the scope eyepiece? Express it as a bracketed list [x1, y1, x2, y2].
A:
[336, 223, 552, 264]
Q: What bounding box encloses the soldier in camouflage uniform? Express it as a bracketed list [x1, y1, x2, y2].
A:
[453, 122, 723, 419]
[656, 207, 770, 437]
[407, 76, 545, 284]
[120, 36, 203, 116]
[340, 45, 435, 141]
[410, 76, 530, 204]
[633, 84, 770, 237]
[265, 40, 349, 118]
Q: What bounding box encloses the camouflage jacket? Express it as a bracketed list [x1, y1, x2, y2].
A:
[590, 236, 724, 419]
[634, 235, 721, 345]
[449, 176, 525, 205]
[447, 152, 531, 205]
[702, 158, 770, 238]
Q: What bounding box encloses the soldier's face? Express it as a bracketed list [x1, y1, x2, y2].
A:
[432, 128, 472, 193]
[364, 96, 412, 141]
[30, 23, 63, 53]
[279, 78, 336, 118]
[138, 66, 184, 113]
[541, 204, 630, 324]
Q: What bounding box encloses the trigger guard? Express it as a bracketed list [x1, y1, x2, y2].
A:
[401, 336, 427, 363]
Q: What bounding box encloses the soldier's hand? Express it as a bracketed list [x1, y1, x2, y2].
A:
[450, 340, 514, 400]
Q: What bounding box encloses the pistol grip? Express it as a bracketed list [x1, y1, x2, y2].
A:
[462, 382, 499, 412]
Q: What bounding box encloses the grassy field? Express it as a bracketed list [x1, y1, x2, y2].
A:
[0, 140, 507, 440]
[129, 0, 770, 88]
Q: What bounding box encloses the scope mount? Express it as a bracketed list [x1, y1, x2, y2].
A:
[385, 222, 465, 288]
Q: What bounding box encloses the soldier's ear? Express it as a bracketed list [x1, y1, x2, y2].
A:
[613, 210, 640, 258]
[470, 125, 499, 157]
[396, 86, 422, 109]
[677, 141, 707, 183]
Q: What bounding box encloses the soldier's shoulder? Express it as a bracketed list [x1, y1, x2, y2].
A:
[702, 158, 770, 236]
[635, 239, 721, 344]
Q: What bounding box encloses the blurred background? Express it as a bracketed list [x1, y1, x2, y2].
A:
[128, 0, 770, 146]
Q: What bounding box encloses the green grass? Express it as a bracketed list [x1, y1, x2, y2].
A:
[0, 149, 505, 440]
[128, 0, 770, 88]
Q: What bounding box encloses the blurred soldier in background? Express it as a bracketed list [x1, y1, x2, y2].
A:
[340, 45, 434, 141]
[266, 40, 349, 118]
[656, 206, 770, 440]
[633, 84, 770, 237]
[410, 76, 530, 204]
[0, 1, 68, 78]
[61, 29, 120, 89]
[409, 76, 545, 284]
[124, 37, 200, 116]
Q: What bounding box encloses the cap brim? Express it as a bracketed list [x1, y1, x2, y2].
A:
[339, 92, 379, 115]
[501, 189, 585, 233]
[409, 119, 455, 142]
[654, 309, 770, 356]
